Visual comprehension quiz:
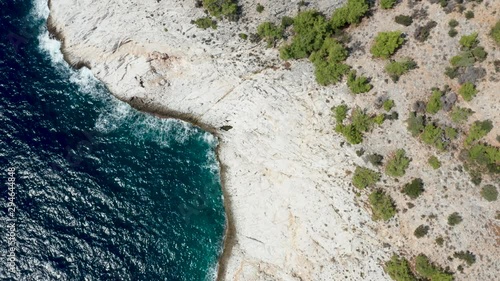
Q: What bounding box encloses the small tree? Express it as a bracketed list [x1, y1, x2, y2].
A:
[347, 71, 372, 94]
[257, 22, 283, 47]
[447, 212, 463, 226]
[386, 149, 411, 177]
[465, 120, 493, 145]
[371, 31, 405, 59]
[450, 106, 474, 124]
[406, 112, 424, 136]
[426, 89, 443, 114]
[385, 255, 418, 281]
[352, 166, 381, 189]
[402, 178, 424, 199]
[480, 185, 498, 201]
[415, 254, 453, 281]
[458, 82, 478, 101]
[369, 190, 397, 221]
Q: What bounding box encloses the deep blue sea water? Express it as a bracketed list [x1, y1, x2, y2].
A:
[0, 1, 225, 280]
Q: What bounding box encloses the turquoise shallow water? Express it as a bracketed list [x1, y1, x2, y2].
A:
[0, 1, 225, 280]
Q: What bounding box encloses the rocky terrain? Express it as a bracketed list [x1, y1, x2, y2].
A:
[48, 0, 499, 280]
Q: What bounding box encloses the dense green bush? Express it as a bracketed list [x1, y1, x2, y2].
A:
[450, 106, 474, 124]
[464, 143, 500, 174]
[458, 82, 477, 101]
[386, 149, 411, 177]
[333, 107, 383, 144]
[256, 3, 264, 13]
[448, 19, 459, 28]
[447, 212, 463, 226]
[414, 225, 429, 238]
[281, 16, 294, 28]
[415, 254, 453, 281]
[453, 251, 476, 266]
[385, 59, 417, 82]
[491, 20, 500, 45]
[330, 0, 370, 30]
[422, 124, 446, 151]
[402, 178, 424, 199]
[352, 166, 381, 189]
[371, 31, 405, 59]
[428, 156, 441, 169]
[280, 10, 330, 60]
[426, 89, 443, 114]
[406, 112, 425, 137]
[310, 38, 350, 85]
[395, 15, 413, 26]
[347, 71, 372, 94]
[192, 17, 217, 29]
[459, 33, 479, 50]
[385, 255, 418, 281]
[381, 0, 397, 9]
[257, 22, 283, 47]
[369, 190, 397, 221]
[481, 184, 498, 201]
[383, 99, 395, 112]
[465, 120, 493, 145]
[202, 0, 238, 19]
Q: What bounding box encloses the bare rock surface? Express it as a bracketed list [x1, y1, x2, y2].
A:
[48, 0, 499, 280]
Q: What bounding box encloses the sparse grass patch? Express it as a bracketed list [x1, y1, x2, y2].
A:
[386, 149, 411, 177]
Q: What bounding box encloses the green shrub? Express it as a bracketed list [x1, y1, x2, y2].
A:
[352, 166, 381, 189]
[464, 143, 500, 174]
[385, 58, 417, 82]
[428, 156, 441, 169]
[444, 127, 458, 140]
[386, 149, 411, 177]
[447, 212, 463, 226]
[481, 184, 498, 201]
[395, 15, 413, 26]
[458, 82, 477, 101]
[239, 33, 248, 40]
[453, 251, 476, 266]
[450, 106, 474, 124]
[414, 225, 429, 238]
[202, 0, 238, 19]
[385, 255, 418, 281]
[383, 99, 395, 112]
[465, 10, 474, 19]
[415, 254, 453, 281]
[193, 17, 217, 29]
[381, 0, 397, 9]
[333, 104, 349, 123]
[472, 46, 487, 61]
[310, 38, 350, 85]
[435, 237, 444, 246]
[367, 153, 384, 166]
[406, 112, 425, 137]
[444, 66, 459, 78]
[491, 20, 500, 45]
[281, 16, 294, 28]
[422, 123, 446, 150]
[347, 71, 372, 94]
[369, 190, 397, 221]
[426, 90, 443, 114]
[448, 19, 459, 28]
[402, 178, 424, 199]
[351, 107, 374, 132]
[257, 22, 283, 47]
[280, 10, 330, 60]
[338, 124, 363, 144]
[371, 31, 405, 59]
[465, 120, 493, 145]
[256, 3, 264, 13]
[459, 32, 479, 50]
[448, 28, 458, 37]
[450, 52, 475, 67]
[330, 0, 370, 30]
